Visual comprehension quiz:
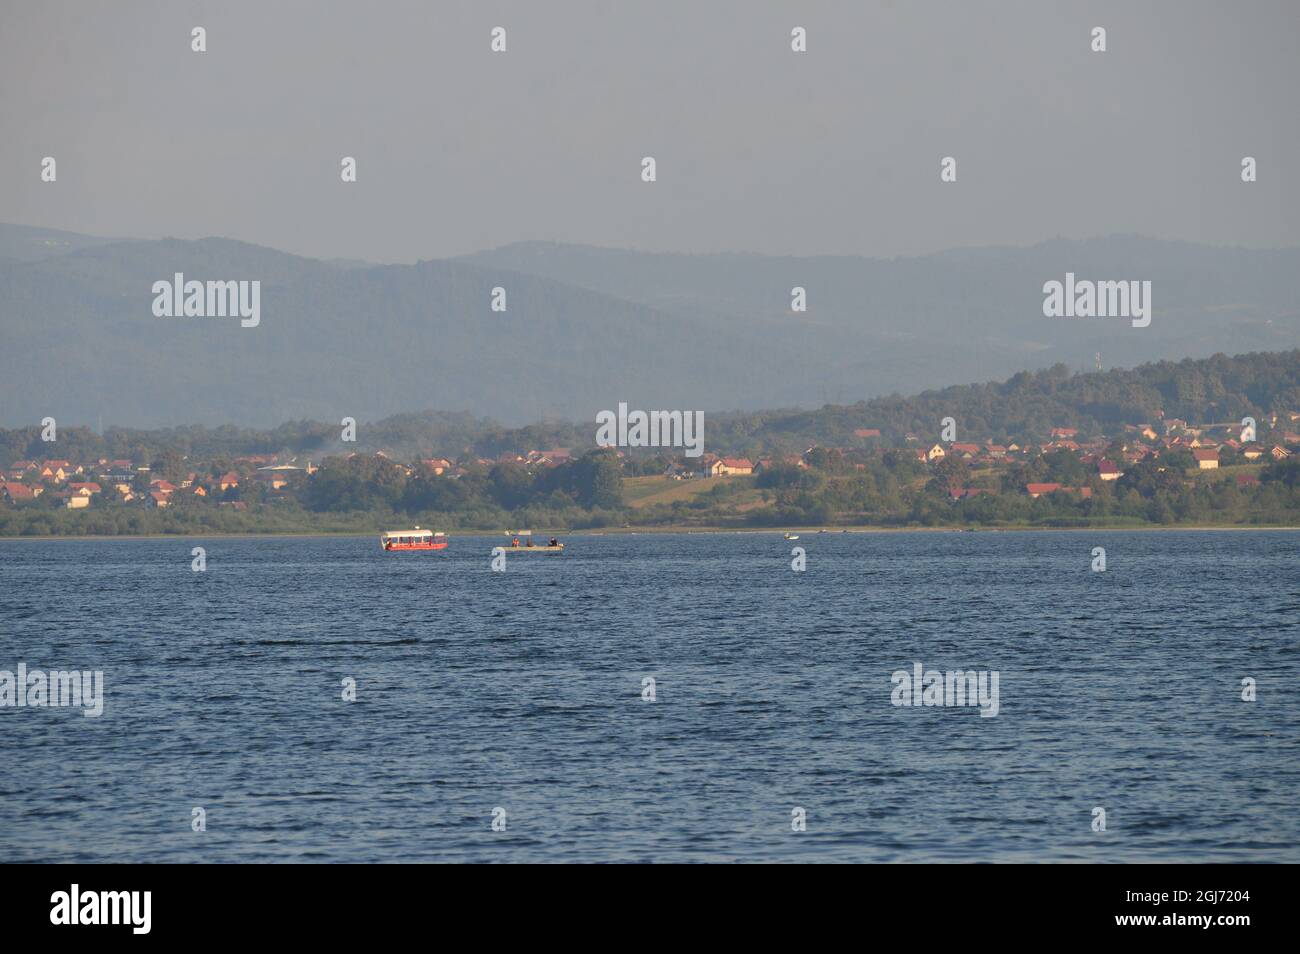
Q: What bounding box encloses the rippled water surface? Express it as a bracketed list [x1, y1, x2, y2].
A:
[1, 530, 1297, 862]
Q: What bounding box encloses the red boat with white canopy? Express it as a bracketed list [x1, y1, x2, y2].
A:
[380, 528, 448, 551]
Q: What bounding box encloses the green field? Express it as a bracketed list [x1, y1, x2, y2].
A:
[622, 475, 763, 509]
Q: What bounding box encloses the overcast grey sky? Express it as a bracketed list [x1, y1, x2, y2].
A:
[1, 0, 1296, 263]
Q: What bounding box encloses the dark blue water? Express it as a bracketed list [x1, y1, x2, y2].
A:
[1, 530, 1297, 862]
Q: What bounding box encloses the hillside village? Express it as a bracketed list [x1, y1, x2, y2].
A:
[1, 454, 316, 510]
[3, 409, 1297, 517]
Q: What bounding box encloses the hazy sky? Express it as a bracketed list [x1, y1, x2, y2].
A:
[2, 0, 1297, 263]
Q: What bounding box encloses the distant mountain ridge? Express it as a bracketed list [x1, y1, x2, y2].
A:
[1, 223, 1298, 428]
[0, 223, 127, 263]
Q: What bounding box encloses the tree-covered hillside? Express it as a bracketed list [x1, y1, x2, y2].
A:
[3, 349, 1296, 465]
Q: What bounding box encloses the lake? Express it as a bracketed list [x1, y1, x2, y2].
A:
[1, 530, 1297, 862]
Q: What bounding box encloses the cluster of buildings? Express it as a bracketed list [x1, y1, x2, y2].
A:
[5, 411, 1297, 512]
[677, 414, 1298, 498]
[897, 421, 1292, 472]
[1, 455, 315, 510]
[413, 448, 574, 476]
[1, 446, 582, 511]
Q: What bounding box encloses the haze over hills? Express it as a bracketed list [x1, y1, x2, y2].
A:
[1, 222, 1298, 429]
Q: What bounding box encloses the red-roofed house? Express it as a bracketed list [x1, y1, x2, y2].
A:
[2, 482, 39, 503]
[708, 457, 753, 476]
[1192, 449, 1220, 469]
[253, 470, 292, 490]
[1096, 460, 1122, 481]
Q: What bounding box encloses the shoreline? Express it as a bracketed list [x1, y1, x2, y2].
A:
[2, 524, 1298, 542]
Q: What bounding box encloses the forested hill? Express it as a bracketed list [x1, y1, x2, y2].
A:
[2, 350, 1297, 465]
[705, 349, 1300, 452]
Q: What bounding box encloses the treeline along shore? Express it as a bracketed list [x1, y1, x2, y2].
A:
[3, 351, 1300, 536]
